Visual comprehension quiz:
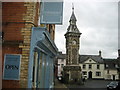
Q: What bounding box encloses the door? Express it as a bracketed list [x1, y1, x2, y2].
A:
[113, 75, 115, 80]
[88, 71, 92, 79]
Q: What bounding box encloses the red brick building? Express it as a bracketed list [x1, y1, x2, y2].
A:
[2, 2, 40, 88]
[2, 2, 58, 88]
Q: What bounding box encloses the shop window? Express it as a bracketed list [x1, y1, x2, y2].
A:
[32, 52, 38, 88]
[37, 52, 43, 88]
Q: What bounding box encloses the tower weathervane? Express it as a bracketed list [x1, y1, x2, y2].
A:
[72, 3, 74, 12]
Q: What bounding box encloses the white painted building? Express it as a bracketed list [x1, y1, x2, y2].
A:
[79, 56, 104, 80]
[57, 51, 119, 80]
[57, 52, 66, 77]
[103, 59, 119, 80]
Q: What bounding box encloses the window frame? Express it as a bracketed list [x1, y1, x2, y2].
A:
[83, 64, 86, 69]
[97, 64, 100, 69]
[89, 64, 92, 69]
[96, 72, 101, 76]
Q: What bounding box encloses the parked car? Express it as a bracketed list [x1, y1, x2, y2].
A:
[107, 81, 118, 90]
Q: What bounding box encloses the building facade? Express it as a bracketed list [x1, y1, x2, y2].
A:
[2, 2, 40, 88]
[79, 53, 104, 80]
[2, 1, 63, 88]
[57, 52, 66, 77]
[103, 59, 119, 80]
[57, 51, 119, 80]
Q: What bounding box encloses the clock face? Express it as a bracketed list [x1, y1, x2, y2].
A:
[72, 40, 76, 45]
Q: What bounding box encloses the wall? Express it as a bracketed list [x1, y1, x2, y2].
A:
[104, 70, 119, 80]
[2, 2, 26, 41]
[2, 45, 22, 88]
[2, 2, 40, 88]
[80, 63, 104, 79]
[57, 59, 66, 76]
[79, 58, 104, 79]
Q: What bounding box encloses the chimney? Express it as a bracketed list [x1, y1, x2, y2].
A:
[99, 50, 101, 57]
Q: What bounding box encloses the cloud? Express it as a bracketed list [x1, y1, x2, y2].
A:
[55, 1, 118, 58]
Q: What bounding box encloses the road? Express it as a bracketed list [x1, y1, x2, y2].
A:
[66, 79, 112, 90]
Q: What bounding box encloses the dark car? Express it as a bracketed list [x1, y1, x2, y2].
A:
[107, 81, 118, 90]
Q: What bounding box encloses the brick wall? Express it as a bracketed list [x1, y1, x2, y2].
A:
[20, 2, 40, 88]
[2, 45, 22, 88]
[2, 2, 26, 41]
[2, 2, 40, 88]
[46, 24, 55, 41]
[2, 1, 56, 88]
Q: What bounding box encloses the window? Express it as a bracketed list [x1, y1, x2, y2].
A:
[89, 64, 92, 69]
[115, 64, 118, 68]
[97, 64, 100, 69]
[32, 52, 38, 88]
[49, 24, 53, 33]
[82, 71, 87, 75]
[89, 60, 92, 62]
[83, 64, 86, 69]
[96, 72, 101, 76]
[58, 64, 60, 66]
[61, 64, 64, 68]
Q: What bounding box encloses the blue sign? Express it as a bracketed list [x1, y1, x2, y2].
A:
[3, 54, 21, 80]
[40, 1, 63, 24]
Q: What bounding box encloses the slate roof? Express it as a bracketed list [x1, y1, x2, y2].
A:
[57, 52, 66, 59]
[103, 58, 118, 70]
[69, 10, 77, 22]
[57, 53, 118, 70]
[66, 6, 81, 34]
[79, 55, 104, 64]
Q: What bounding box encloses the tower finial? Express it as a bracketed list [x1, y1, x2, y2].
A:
[72, 3, 74, 12]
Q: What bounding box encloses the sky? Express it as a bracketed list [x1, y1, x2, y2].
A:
[55, 0, 119, 58]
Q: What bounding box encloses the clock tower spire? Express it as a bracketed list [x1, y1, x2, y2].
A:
[65, 4, 81, 65]
[63, 4, 82, 84]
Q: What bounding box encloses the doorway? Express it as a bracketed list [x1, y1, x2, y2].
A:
[88, 71, 92, 79]
[113, 75, 115, 80]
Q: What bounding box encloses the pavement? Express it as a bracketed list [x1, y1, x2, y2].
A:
[54, 78, 68, 89]
[66, 79, 112, 90]
[54, 78, 114, 90]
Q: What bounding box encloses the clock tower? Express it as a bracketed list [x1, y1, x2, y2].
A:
[63, 5, 82, 84]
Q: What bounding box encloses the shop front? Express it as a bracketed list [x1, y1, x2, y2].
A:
[28, 27, 58, 88]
